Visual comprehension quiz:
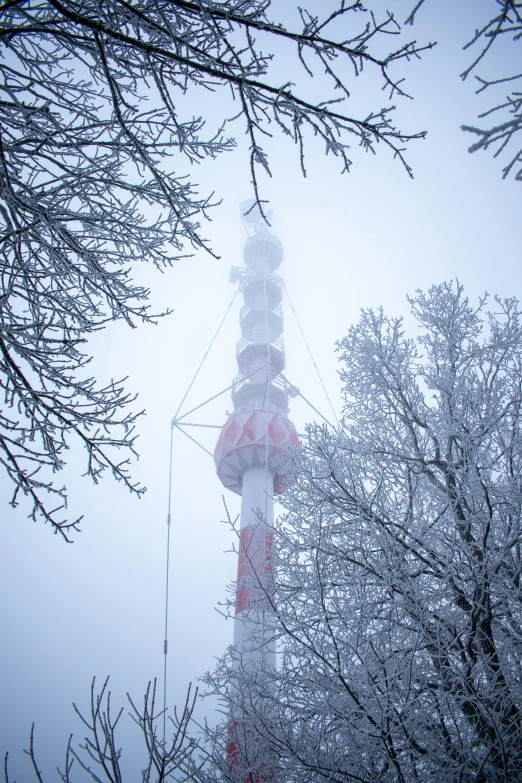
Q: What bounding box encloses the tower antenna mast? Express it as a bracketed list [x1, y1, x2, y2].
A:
[214, 201, 299, 781]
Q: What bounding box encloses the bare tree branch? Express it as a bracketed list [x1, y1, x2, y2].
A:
[407, 0, 522, 180]
[0, 0, 431, 538]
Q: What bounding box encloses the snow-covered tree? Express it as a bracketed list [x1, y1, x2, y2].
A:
[0, 0, 432, 539]
[207, 282, 522, 782]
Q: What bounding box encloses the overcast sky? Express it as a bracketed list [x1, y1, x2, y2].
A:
[2, 1, 521, 780]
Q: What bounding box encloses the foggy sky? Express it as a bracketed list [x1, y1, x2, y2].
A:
[2, 1, 521, 779]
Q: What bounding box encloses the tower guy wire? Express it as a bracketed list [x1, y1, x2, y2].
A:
[163, 420, 174, 747]
[162, 287, 239, 747]
[283, 280, 340, 427]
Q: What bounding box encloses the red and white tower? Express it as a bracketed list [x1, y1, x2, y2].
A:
[214, 203, 299, 781]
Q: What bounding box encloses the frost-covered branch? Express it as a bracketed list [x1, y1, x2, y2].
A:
[408, 0, 522, 180]
[3, 678, 209, 783]
[0, 0, 430, 537]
